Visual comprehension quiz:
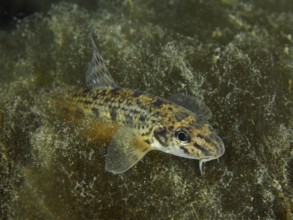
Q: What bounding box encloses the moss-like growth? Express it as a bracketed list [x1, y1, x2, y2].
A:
[0, 1, 292, 219]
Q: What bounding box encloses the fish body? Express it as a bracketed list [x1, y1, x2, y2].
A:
[60, 36, 225, 174]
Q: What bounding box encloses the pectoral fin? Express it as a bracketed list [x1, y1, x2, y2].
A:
[105, 127, 153, 174]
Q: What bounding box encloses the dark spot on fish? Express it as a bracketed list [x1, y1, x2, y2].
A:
[104, 97, 110, 103]
[205, 137, 212, 143]
[144, 139, 151, 145]
[180, 146, 189, 154]
[154, 127, 167, 146]
[136, 99, 142, 105]
[168, 126, 174, 131]
[133, 90, 143, 97]
[83, 88, 92, 94]
[93, 94, 99, 99]
[111, 87, 122, 95]
[152, 99, 164, 107]
[155, 112, 160, 117]
[125, 115, 133, 125]
[83, 100, 93, 105]
[94, 90, 106, 99]
[139, 115, 145, 122]
[197, 134, 205, 139]
[110, 108, 117, 120]
[132, 109, 139, 114]
[193, 143, 210, 156]
[197, 134, 211, 143]
[175, 111, 190, 121]
[144, 128, 152, 136]
[92, 108, 100, 118]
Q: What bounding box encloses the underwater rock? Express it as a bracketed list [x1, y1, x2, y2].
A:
[0, 1, 292, 219]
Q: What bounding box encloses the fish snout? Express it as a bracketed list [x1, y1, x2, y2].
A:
[213, 135, 225, 158]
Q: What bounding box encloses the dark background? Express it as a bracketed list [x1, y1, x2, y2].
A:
[0, 0, 103, 29]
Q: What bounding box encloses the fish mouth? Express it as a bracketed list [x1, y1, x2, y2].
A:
[216, 141, 225, 157]
[213, 135, 225, 158]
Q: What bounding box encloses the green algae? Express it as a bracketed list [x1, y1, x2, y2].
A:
[0, 1, 292, 219]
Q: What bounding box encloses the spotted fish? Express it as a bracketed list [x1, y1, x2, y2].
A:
[60, 37, 225, 174]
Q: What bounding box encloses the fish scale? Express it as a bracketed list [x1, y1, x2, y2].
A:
[68, 88, 166, 129]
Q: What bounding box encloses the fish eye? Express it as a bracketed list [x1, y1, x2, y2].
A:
[175, 128, 190, 143]
[177, 132, 187, 141]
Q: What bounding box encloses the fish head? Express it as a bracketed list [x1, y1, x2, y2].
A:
[152, 111, 225, 163]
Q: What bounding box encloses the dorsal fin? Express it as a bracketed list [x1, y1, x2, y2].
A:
[170, 94, 212, 119]
[86, 36, 118, 88]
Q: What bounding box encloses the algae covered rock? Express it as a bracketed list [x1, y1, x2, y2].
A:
[0, 0, 292, 219]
